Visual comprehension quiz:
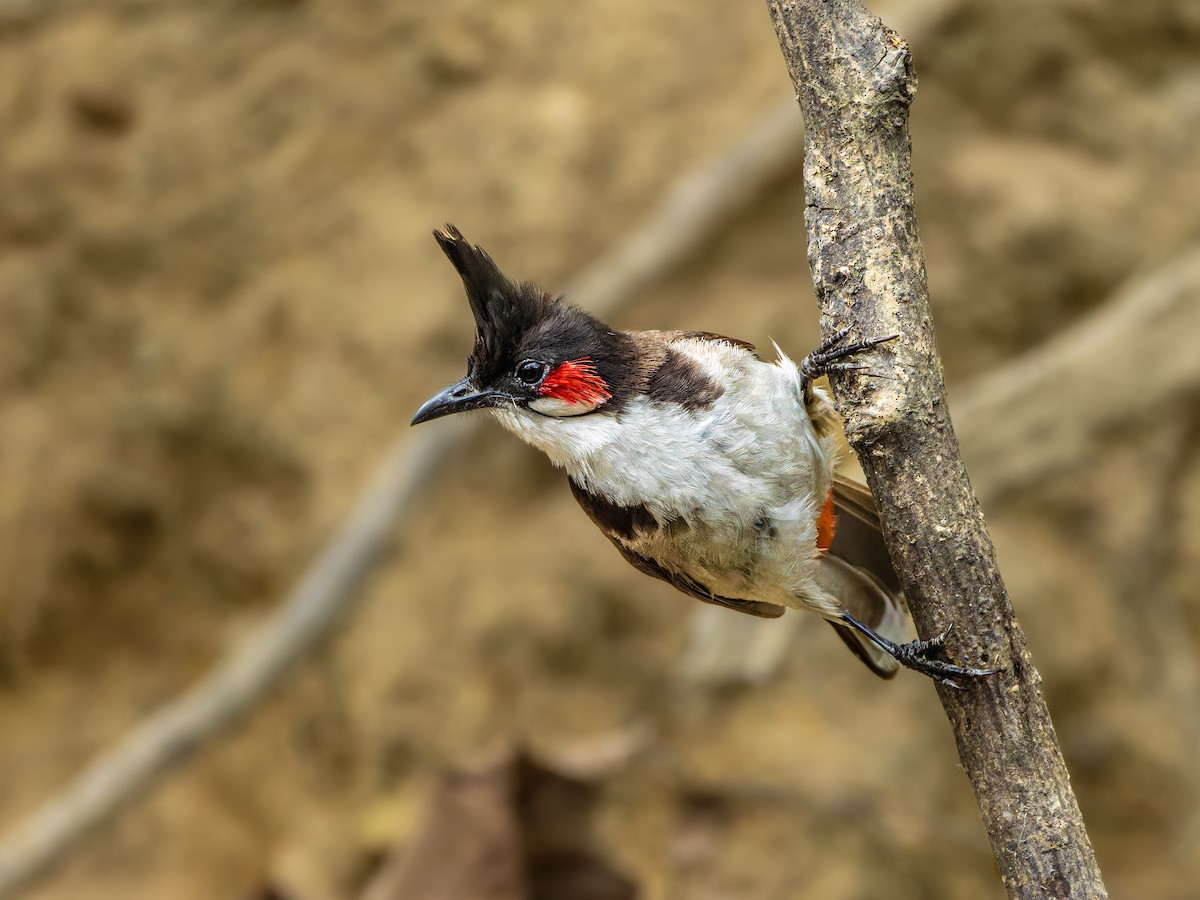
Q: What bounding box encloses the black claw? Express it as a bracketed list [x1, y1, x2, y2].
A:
[907, 622, 953, 656]
[828, 324, 854, 344]
[821, 363, 871, 378]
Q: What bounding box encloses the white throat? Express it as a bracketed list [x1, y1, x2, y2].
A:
[488, 338, 836, 528]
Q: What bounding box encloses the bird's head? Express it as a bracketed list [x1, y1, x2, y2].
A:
[412, 226, 638, 427]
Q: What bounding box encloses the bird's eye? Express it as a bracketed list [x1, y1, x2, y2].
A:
[516, 360, 546, 385]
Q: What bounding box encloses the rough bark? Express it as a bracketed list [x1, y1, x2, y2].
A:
[764, 1, 1107, 897]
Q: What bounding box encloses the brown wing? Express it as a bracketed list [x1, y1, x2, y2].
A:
[569, 479, 784, 619]
[610, 541, 785, 619]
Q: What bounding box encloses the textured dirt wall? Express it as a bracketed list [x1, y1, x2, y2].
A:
[1, 1, 1198, 898]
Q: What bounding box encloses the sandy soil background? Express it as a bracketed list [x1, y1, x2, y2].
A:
[1, 0, 1199, 897]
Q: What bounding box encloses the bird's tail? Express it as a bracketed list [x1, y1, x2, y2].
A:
[797, 376, 911, 678]
[816, 554, 909, 678]
[815, 470, 912, 678]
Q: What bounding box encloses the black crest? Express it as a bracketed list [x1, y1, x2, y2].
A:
[434, 225, 554, 385]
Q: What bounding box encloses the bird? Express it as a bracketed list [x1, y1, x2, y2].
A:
[412, 225, 994, 687]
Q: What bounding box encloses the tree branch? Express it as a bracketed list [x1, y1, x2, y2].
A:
[764, 1, 1107, 896]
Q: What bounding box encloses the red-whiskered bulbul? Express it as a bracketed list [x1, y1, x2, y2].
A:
[413, 226, 994, 686]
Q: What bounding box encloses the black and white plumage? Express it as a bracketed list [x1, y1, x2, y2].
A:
[413, 226, 993, 686]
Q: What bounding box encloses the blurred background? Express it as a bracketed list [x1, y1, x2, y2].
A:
[1, 0, 1199, 897]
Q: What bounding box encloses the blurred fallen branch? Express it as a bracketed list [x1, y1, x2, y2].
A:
[955, 250, 1200, 499]
[0, 426, 460, 898]
[0, 3, 978, 891]
[0, 94, 809, 899]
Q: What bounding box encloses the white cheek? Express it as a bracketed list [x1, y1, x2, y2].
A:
[528, 396, 599, 417]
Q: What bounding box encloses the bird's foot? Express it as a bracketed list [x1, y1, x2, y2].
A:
[889, 623, 998, 690]
[800, 327, 897, 392]
[839, 615, 998, 690]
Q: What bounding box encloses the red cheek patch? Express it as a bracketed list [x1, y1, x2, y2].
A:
[539, 357, 612, 406]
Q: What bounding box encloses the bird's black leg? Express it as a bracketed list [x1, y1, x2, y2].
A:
[839, 613, 998, 689]
[800, 327, 897, 396]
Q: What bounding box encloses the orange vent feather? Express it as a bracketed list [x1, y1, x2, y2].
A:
[816, 489, 837, 555]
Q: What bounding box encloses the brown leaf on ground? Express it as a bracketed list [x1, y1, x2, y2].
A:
[360, 747, 636, 900]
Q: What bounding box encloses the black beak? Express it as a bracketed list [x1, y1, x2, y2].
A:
[411, 376, 507, 426]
